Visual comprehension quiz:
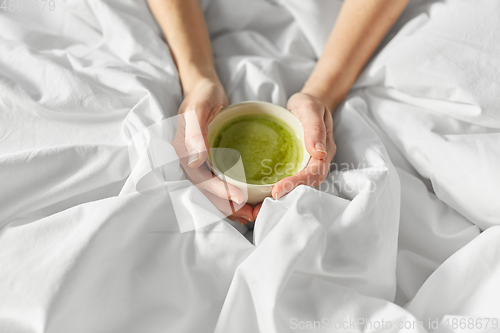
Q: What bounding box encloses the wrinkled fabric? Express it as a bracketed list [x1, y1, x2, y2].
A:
[1, 0, 499, 332]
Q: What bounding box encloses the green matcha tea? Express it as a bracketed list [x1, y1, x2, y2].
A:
[209, 114, 303, 185]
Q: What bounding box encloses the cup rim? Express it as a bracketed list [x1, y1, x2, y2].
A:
[207, 100, 311, 188]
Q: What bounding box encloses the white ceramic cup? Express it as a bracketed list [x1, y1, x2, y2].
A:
[207, 101, 310, 205]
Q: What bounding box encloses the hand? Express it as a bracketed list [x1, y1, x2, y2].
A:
[173, 78, 255, 225]
[252, 92, 337, 219]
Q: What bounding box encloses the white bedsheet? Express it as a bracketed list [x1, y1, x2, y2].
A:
[1, 0, 500, 332]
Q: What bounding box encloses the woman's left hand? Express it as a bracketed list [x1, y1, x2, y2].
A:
[252, 92, 337, 219]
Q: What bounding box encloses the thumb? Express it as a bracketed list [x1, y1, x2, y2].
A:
[294, 107, 328, 160]
[183, 110, 209, 168]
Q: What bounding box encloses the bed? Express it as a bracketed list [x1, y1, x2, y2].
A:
[1, 0, 499, 332]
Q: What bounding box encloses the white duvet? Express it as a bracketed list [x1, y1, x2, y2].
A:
[1, 0, 500, 332]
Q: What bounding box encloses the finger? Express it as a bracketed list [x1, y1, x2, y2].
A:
[182, 109, 210, 168]
[231, 217, 248, 225]
[272, 157, 330, 200]
[201, 189, 254, 221]
[184, 162, 246, 204]
[175, 120, 247, 205]
[290, 103, 328, 160]
[324, 107, 337, 154]
[231, 203, 254, 222]
[252, 203, 263, 221]
[272, 134, 336, 199]
[229, 216, 250, 226]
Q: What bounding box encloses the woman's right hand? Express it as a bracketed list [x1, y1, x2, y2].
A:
[173, 77, 255, 225]
[147, 0, 255, 224]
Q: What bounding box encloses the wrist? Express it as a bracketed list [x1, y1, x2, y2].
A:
[301, 84, 330, 108]
[301, 64, 353, 111]
[301, 81, 345, 112]
[179, 64, 221, 95]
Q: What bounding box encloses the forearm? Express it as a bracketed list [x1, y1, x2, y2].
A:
[302, 0, 409, 110]
[147, 0, 218, 93]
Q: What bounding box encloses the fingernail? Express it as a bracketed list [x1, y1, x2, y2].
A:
[315, 142, 327, 154]
[273, 190, 286, 200]
[242, 216, 252, 222]
[240, 222, 246, 226]
[230, 196, 241, 204]
[187, 150, 200, 165]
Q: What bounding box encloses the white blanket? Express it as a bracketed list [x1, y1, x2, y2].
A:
[1, 0, 500, 332]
